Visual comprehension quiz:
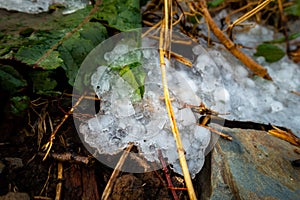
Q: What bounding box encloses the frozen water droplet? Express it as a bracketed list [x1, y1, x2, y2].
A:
[214, 87, 230, 103]
[177, 108, 195, 126]
[245, 78, 256, 88]
[113, 99, 135, 118]
[127, 122, 146, 138]
[113, 44, 129, 55]
[256, 56, 265, 64]
[104, 52, 111, 61]
[195, 54, 210, 73]
[134, 112, 144, 120]
[193, 125, 211, 148]
[88, 115, 114, 132]
[271, 101, 283, 113]
[192, 45, 205, 55]
[235, 65, 248, 78]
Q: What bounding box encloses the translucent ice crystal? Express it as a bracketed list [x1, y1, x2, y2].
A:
[0, 0, 89, 14]
[79, 37, 221, 177]
[77, 25, 300, 179]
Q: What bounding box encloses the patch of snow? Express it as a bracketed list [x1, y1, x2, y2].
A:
[208, 23, 300, 137]
[77, 25, 300, 178]
[79, 35, 222, 177]
[0, 0, 89, 14]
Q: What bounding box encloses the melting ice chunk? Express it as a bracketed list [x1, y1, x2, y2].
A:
[112, 98, 135, 118]
[213, 87, 230, 103]
[270, 101, 283, 113]
[88, 115, 114, 132]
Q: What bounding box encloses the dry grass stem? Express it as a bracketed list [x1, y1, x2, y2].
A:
[197, 0, 272, 80]
[158, 0, 197, 199]
[101, 143, 134, 200]
[55, 162, 63, 200]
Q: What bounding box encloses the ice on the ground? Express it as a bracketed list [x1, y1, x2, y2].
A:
[0, 0, 89, 14]
[80, 37, 217, 177]
[235, 24, 274, 48]
[79, 24, 300, 178]
[208, 23, 300, 137]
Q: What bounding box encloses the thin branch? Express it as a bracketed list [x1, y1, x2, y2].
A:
[101, 143, 134, 200]
[55, 162, 63, 200]
[227, 0, 274, 37]
[42, 92, 87, 160]
[159, 0, 197, 199]
[158, 149, 179, 200]
[196, 0, 272, 80]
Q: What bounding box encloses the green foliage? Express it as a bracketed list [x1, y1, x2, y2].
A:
[207, 0, 224, 8]
[254, 44, 285, 63]
[59, 22, 107, 85]
[80, 22, 107, 46]
[117, 62, 146, 101]
[16, 47, 63, 70]
[0, 65, 27, 94]
[0, 65, 29, 116]
[264, 32, 300, 44]
[107, 36, 145, 101]
[10, 96, 30, 116]
[93, 0, 141, 31]
[0, 0, 141, 116]
[29, 71, 58, 94]
[285, 0, 300, 16]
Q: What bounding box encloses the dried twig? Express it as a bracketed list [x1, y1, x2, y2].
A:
[226, 0, 274, 38]
[291, 90, 300, 96]
[159, 0, 197, 199]
[200, 115, 300, 148]
[158, 149, 179, 200]
[277, 0, 290, 53]
[196, 0, 272, 80]
[42, 92, 86, 160]
[101, 143, 134, 200]
[63, 92, 100, 100]
[268, 126, 300, 147]
[55, 162, 63, 200]
[39, 164, 53, 196]
[38, 152, 91, 165]
[34, 196, 52, 200]
[199, 123, 233, 141]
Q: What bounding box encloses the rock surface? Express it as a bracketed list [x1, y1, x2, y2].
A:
[207, 128, 300, 200]
[0, 192, 30, 200]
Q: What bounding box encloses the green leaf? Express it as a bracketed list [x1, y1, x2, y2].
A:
[254, 44, 285, 63]
[59, 23, 107, 86]
[1, 5, 108, 92]
[285, 0, 300, 16]
[118, 62, 146, 100]
[79, 22, 107, 46]
[15, 47, 63, 70]
[0, 65, 27, 94]
[10, 96, 30, 116]
[29, 71, 57, 94]
[93, 0, 141, 31]
[208, 0, 225, 8]
[59, 38, 93, 86]
[264, 32, 300, 44]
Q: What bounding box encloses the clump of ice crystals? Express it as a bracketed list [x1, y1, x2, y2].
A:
[79, 40, 221, 177]
[0, 0, 89, 14]
[209, 24, 300, 137]
[79, 24, 300, 177]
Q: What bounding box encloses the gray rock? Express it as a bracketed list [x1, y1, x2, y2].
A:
[0, 192, 30, 200]
[209, 128, 300, 200]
